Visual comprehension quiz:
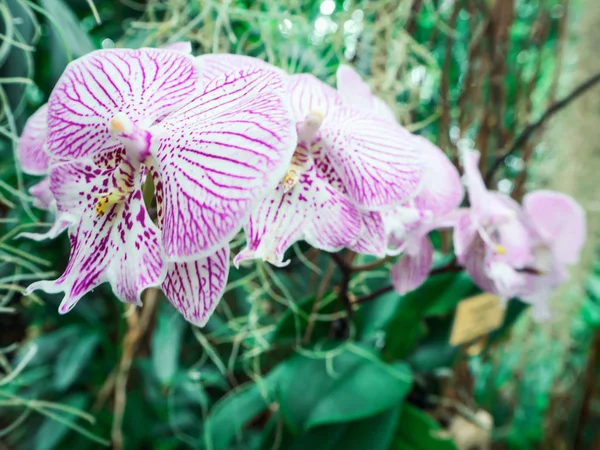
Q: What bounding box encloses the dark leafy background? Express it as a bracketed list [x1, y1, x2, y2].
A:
[1, 0, 598, 449]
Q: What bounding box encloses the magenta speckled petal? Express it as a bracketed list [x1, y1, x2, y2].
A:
[47, 48, 199, 162]
[235, 161, 362, 267]
[336, 65, 396, 122]
[162, 246, 230, 327]
[413, 136, 463, 216]
[152, 67, 296, 261]
[49, 149, 128, 219]
[453, 210, 477, 265]
[319, 107, 423, 208]
[288, 74, 344, 122]
[390, 236, 433, 295]
[18, 104, 49, 175]
[26, 188, 166, 312]
[196, 53, 280, 84]
[348, 212, 387, 257]
[523, 190, 586, 265]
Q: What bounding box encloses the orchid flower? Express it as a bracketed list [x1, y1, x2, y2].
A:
[517, 190, 586, 319]
[193, 55, 424, 265]
[453, 149, 533, 299]
[24, 47, 296, 326]
[334, 65, 464, 292]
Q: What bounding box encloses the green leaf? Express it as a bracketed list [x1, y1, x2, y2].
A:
[359, 290, 403, 341]
[391, 405, 457, 450]
[384, 272, 477, 361]
[33, 394, 88, 450]
[277, 344, 412, 432]
[203, 368, 283, 450]
[282, 406, 401, 450]
[53, 330, 100, 391]
[152, 303, 186, 387]
[406, 317, 457, 372]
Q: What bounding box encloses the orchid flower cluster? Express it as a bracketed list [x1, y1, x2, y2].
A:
[18, 43, 585, 326]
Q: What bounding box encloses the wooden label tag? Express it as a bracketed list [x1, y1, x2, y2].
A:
[450, 293, 505, 346]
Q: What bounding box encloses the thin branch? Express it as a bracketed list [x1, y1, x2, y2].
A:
[484, 71, 600, 186]
[354, 259, 462, 305]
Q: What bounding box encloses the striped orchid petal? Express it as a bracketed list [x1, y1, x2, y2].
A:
[18, 104, 49, 175]
[46, 48, 199, 162]
[234, 158, 362, 267]
[336, 65, 396, 122]
[318, 105, 423, 208]
[162, 246, 230, 327]
[288, 74, 344, 122]
[391, 235, 433, 295]
[27, 187, 166, 312]
[151, 67, 296, 261]
[348, 211, 387, 257]
[196, 53, 281, 84]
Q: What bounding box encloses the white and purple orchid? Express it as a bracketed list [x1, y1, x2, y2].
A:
[218, 59, 426, 265]
[453, 149, 533, 300]
[21, 47, 296, 326]
[18, 49, 586, 326]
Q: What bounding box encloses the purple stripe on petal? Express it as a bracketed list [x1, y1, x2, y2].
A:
[18, 104, 49, 175]
[390, 236, 433, 295]
[152, 67, 296, 261]
[162, 246, 230, 327]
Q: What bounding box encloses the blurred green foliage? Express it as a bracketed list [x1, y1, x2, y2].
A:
[1, 0, 597, 449]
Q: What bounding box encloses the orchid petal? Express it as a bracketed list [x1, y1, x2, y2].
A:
[235, 162, 362, 267]
[151, 67, 296, 261]
[523, 190, 586, 265]
[336, 65, 396, 122]
[196, 53, 280, 83]
[47, 48, 199, 162]
[390, 236, 433, 295]
[453, 210, 477, 264]
[413, 136, 463, 216]
[18, 104, 49, 175]
[288, 74, 344, 122]
[490, 192, 532, 268]
[162, 246, 230, 327]
[320, 107, 423, 208]
[17, 177, 71, 241]
[349, 211, 387, 257]
[162, 41, 192, 54]
[29, 177, 54, 211]
[26, 189, 166, 312]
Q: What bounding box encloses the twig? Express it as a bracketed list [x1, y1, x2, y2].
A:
[573, 329, 600, 449]
[329, 252, 356, 326]
[353, 259, 461, 305]
[111, 289, 160, 450]
[303, 260, 336, 343]
[484, 71, 600, 186]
